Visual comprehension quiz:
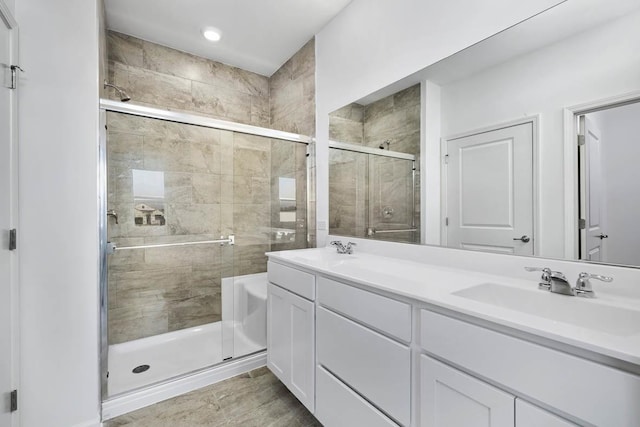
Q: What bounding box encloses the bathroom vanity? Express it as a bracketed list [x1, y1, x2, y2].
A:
[266, 243, 640, 427]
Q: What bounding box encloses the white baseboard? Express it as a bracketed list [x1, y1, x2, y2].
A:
[101, 352, 267, 421]
[72, 417, 101, 427]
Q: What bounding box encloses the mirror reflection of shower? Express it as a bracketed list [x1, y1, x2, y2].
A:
[104, 80, 131, 102]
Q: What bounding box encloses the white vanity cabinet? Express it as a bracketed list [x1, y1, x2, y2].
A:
[419, 309, 639, 426]
[315, 276, 412, 427]
[420, 355, 514, 427]
[515, 399, 578, 427]
[266, 253, 640, 427]
[266, 262, 315, 412]
[419, 355, 577, 427]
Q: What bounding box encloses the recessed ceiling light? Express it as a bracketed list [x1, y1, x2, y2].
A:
[202, 27, 222, 42]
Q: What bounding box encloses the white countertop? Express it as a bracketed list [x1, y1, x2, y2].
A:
[266, 247, 640, 367]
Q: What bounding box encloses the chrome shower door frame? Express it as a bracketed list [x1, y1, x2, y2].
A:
[98, 100, 314, 404]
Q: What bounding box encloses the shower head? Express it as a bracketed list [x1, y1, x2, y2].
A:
[104, 80, 131, 102]
[379, 139, 391, 150]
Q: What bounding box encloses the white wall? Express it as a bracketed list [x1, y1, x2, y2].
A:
[438, 10, 640, 258]
[16, 0, 101, 426]
[589, 103, 640, 266]
[315, 0, 565, 246]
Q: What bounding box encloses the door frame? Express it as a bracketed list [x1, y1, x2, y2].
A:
[0, 1, 19, 425]
[563, 90, 640, 261]
[441, 115, 539, 255]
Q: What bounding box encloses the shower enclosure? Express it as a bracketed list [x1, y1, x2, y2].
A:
[99, 100, 312, 405]
[329, 141, 419, 244]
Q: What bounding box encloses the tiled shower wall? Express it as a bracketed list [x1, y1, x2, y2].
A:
[328, 84, 420, 243]
[106, 32, 315, 344]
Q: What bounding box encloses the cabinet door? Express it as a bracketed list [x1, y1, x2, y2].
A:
[516, 399, 577, 427]
[267, 283, 315, 412]
[420, 355, 514, 427]
[267, 283, 290, 381]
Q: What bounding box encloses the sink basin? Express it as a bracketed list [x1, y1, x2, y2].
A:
[453, 283, 640, 336]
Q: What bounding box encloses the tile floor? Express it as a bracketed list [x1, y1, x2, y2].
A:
[104, 367, 321, 427]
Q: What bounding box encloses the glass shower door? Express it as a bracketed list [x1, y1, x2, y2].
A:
[368, 155, 418, 243]
[104, 111, 235, 397]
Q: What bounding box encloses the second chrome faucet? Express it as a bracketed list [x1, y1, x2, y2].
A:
[330, 240, 357, 254]
[525, 267, 613, 298]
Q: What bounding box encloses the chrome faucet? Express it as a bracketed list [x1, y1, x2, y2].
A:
[525, 267, 613, 297]
[330, 240, 357, 254]
[549, 271, 573, 296]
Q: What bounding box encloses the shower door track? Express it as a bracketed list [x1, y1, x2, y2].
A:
[329, 140, 416, 160]
[100, 99, 313, 144]
[98, 99, 315, 408]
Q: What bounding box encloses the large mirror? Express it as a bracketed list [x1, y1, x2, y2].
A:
[328, 0, 640, 267]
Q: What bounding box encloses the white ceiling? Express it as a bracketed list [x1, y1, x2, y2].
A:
[104, 0, 353, 76]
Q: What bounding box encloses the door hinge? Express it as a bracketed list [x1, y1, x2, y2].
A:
[577, 134, 586, 146]
[8, 229, 16, 250]
[9, 65, 24, 90]
[579, 218, 586, 230]
[445, 217, 449, 226]
[444, 154, 449, 164]
[10, 389, 17, 412]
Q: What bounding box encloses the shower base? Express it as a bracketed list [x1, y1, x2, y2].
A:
[107, 272, 268, 397]
[108, 321, 224, 396]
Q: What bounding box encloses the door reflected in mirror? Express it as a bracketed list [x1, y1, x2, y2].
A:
[327, 0, 640, 268]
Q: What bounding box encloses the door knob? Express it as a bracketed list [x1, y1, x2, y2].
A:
[513, 235, 531, 243]
[597, 234, 609, 239]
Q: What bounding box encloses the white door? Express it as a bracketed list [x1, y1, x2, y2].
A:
[445, 122, 534, 255]
[420, 355, 514, 427]
[0, 6, 16, 426]
[579, 116, 605, 262]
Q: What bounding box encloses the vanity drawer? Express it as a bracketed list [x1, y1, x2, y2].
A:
[318, 276, 411, 342]
[420, 309, 640, 427]
[316, 366, 400, 427]
[317, 307, 411, 426]
[267, 261, 315, 300]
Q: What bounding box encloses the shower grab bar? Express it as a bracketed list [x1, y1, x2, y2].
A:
[107, 235, 234, 253]
[367, 228, 417, 236]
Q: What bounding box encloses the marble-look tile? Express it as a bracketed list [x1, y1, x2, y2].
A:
[394, 84, 420, 107]
[330, 102, 364, 122]
[166, 204, 221, 235]
[107, 31, 143, 68]
[105, 368, 320, 427]
[250, 96, 270, 127]
[364, 104, 420, 145]
[113, 62, 193, 111]
[233, 135, 270, 178]
[234, 176, 270, 205]
[107, 132, 144, 170]
[143, 40, 213, 84]
[143, 136, 193, 173]
[164, 172, 193, 204]
[329, 116, 364, 144]
[191, 81, 252, 124]
[192, 173, 221, 204]
[109, 302, 169, 344]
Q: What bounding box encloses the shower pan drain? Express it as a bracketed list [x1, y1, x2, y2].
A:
[132, 364, 150, 374]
